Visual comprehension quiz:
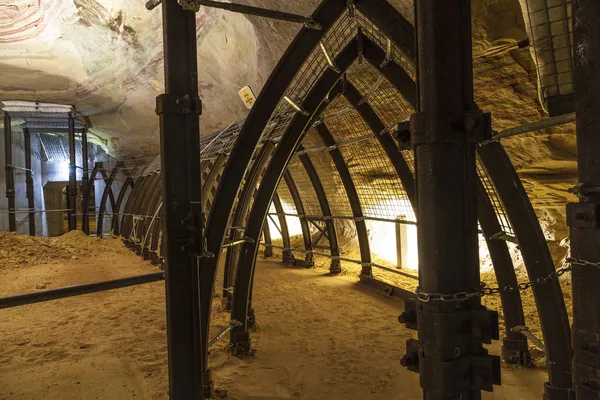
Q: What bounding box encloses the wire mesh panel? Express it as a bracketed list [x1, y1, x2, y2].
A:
[476, 157, 514, 236]
[286, 157, 323, 217]
[302, 129, 353, 217]
[323, 95, 415, 221]
[347, 61, 413, 129]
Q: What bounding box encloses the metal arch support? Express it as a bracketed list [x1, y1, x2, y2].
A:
[282, 170, 313, 266]
[121, 174, 152, 241]
[476, 179, 529, 365]
[67, 113, 77, 231]
[138, 174, 164, 257]
[478, 143, 573, 394]
[96, 162, 123, 236]
[112, 176, 135, 235]
[262, 215, 273, 258]
[315, 123, 372, 268]
[3, 112, 16, 232]
[297, 147, 341, 274]
[343, 82, 417, 212]
[198, 0, 347, 387]
[271, 191, 293, 263]
[131, 173, 162, 248]
[81, 129, 89, 232]
[370, 44, 531, 366]
[82, 162, 101, 235]
[229, 38, 358, 356]
[24, 128, 35, 236]
[201, 153, 226, 210]
[223, 141, 276, 307]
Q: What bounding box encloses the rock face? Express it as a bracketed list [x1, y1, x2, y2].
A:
[0, 0, 576, 252]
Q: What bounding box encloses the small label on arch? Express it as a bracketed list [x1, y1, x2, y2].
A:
[238, 86, 256, 109]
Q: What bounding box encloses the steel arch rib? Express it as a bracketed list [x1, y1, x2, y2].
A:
[271, 191, 293, 262]
[112, 176, 135, 235]
[198, 0, 348, 378]
[96, 162, 123, 236]
[201, 154, 226, 210]
[229, 39, 359, 353]
[262, 213, 273, 258]
[297, 146, 341, 273]
[315, 123, 372, 267]
[282, 170, 313, 265]
[82, 162, 116, 235]
[478, 143, 572, 389]
[223, 141, 275, 306]
[82, 162, 101, 235]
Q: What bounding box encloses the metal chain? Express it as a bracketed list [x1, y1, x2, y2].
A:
[415, 258, 595, 303]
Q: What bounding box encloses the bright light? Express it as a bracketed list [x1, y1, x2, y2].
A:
[366, 219, 418, 270]
[54, 159, 71, 181]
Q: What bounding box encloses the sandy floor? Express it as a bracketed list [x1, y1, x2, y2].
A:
[0, 232, 548, 399]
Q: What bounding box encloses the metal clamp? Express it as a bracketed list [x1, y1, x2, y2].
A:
[155, 93, 202, 115]
[567, 202, 599, 229]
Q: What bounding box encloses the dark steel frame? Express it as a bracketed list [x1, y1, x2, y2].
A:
[158, 0, 204, 396]
[297, 145, 341, 273]
[96, 162, 121, 236]
[271, 191, 293, 264]
[570, 0, 600, 397]
[82, 162, 116, 235]
[4, 111, 16, 232]
[197, 2, 347, 393]
[229, 37, 359, 355]
[24, 128, 35, 236]
[223, 141, 275, 307]
[67, 113, 77, 231]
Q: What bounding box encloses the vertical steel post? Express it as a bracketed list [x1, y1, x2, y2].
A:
[404, 0, 500, 397]
[24, 128, 35, 236]
[570, 0, 600, 397]
[81, 129, 89, 234]
[67, 113, 77, 231]
[4, 112, 15, 232]
[157, 0, 203, 397]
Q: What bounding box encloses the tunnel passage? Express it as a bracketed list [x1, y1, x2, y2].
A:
[81, 0, 573, 397]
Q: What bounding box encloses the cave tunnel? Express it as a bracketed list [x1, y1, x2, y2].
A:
[0, 0, 599, 399]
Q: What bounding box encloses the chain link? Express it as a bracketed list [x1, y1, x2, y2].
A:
[415, 258, 595, 303]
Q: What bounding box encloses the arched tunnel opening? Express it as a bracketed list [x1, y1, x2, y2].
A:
[0, 0, 598, 399]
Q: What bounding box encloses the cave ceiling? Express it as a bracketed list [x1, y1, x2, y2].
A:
[0, 0, 577, 230]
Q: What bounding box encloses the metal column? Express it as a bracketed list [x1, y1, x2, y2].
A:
[67, 112, 77, 231]
[81, 129, 89, 233]
[402, 0, 500, 397]
[157, 0, 203, 397]
[570, 0, 600, 397]
[4, 112, 15, 232]
[24, 128, 35, 236]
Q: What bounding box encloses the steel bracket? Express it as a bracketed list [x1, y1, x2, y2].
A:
[396, 121, 411, 150]
[543, 382, 577, 400]
[410, 110, 491, 146]
[182, 211, 203, 255]
[567, 202, 599, 229]
[403, 341, 501, 393]
[418, 307, 499, 345]
[501, 338, 531, 366]
[573, 361, 600, 397]
[155, 93, 202, 115]
[398, 298, 418, 330]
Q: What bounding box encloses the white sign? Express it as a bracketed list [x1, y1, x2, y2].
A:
[238, 86, 256, 109]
